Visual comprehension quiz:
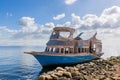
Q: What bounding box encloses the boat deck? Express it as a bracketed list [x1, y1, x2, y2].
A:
[25, 51, 104, 56]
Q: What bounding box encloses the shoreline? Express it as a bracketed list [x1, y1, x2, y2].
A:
[38, 56, 120, 80]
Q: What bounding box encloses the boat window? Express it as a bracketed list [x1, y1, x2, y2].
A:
[65, 48, 69, 54]
[78, 48, 81, 53]
[66, 48, 69, 51]
[53, 48, 56, 52]
[86, 48, 88, 53]
[60, 32, 70, 38]
[56, 48, 59, 53]
[85, 48, 86, 52]
[69, 48, 72, 53]
[93, 44, 96, 51]
[45, 47, 47, 52]
[82, 48, 84, 53]
[61, 48, 64, 53]
[47, 48, 49, 52]
[49, 48, 51, 52]
[53, 32, 56, 35]
[94, 44, 96, 48]
[51, 48, 53, 52]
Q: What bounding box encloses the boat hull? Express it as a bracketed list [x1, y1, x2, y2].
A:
[33, 53, 103, 67]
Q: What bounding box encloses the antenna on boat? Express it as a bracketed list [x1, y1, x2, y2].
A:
[93, 32, 97, 38]
[74, 32, 83, 40]
[78, 32, 84, 37]
[89, 32, 97, 40]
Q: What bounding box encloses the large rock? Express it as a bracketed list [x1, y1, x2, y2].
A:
[54, 71, 63, 77]
[38, 74, 52, 80]
[50, 74, 58, 79]
[56, 67, 65, 71]
[63, 71, 72, 78]
[38, 56, 120, 80]
[39, 75, 45, 80]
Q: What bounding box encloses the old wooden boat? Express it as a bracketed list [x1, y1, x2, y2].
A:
[25, 27, 104, 67]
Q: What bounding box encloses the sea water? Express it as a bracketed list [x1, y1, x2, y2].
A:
[0, 46, 43, 80]
[0, 44, 119, 80]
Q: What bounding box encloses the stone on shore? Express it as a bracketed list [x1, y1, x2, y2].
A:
[38, 56, 120, 80]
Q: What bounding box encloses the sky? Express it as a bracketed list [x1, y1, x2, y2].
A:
[0, 0, 120, 57]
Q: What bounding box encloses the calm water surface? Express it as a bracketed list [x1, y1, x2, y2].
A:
[0, 46, 44, 80]
[0, 44, 119, 80]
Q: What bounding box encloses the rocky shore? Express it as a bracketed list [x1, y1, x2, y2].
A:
[38, 56, 120, 80]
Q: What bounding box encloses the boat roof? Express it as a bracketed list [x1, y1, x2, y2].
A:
[53, 27, 75, 33]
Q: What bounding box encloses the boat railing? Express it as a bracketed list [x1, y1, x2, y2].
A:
[30, 52, 103, 56]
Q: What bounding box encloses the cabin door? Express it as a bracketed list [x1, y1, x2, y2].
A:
[74, 41, 78, 53]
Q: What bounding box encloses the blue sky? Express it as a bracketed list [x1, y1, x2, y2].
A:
[0, 0, 120, 29]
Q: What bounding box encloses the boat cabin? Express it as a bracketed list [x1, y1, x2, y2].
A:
[45, 27, 102, 54]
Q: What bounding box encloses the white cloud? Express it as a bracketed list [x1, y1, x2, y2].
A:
[69, 6, 120, 30]
[82, 14, 98, 27]
[71, 13, 83, 29]
[19, 17, 38, 33]
[64, 0, 77, 5]
[40, 22, 55, 34]
[53, 13, 65, 20]
[56, 21, 71, 27]
[0, 26, 18, 38]
[19, 17, 35, 26]
[100, 6, 120, 28]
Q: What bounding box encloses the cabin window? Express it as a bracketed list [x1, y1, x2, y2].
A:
[65, 48, 69, 54]
[85, 48, 86, 52]
[56, 48, 59, 53]
[49, 48, 52, 52]
[53, 48, 55, 52]
[60, 32, 70, 38]
[87, 48, 89, 53]
[78, 48, 80, 53]
[78, 48, 89, 53]
[82, 48, 84, 53]
[47, 48, 48, 52]
[47, 48, 49, 52]
[86, 48, 88, 53]
[80, 48, 81, 53]
[51, 48, 53, 52]
[59, 48, 61, 53]
[53, 32, 56, 35]
[69, 48, 73, 53]
[86, 48, 87, 52]
[45, 47, 47, 52]
[93, 44, 96, 49]
[61, 48, 64, 53]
